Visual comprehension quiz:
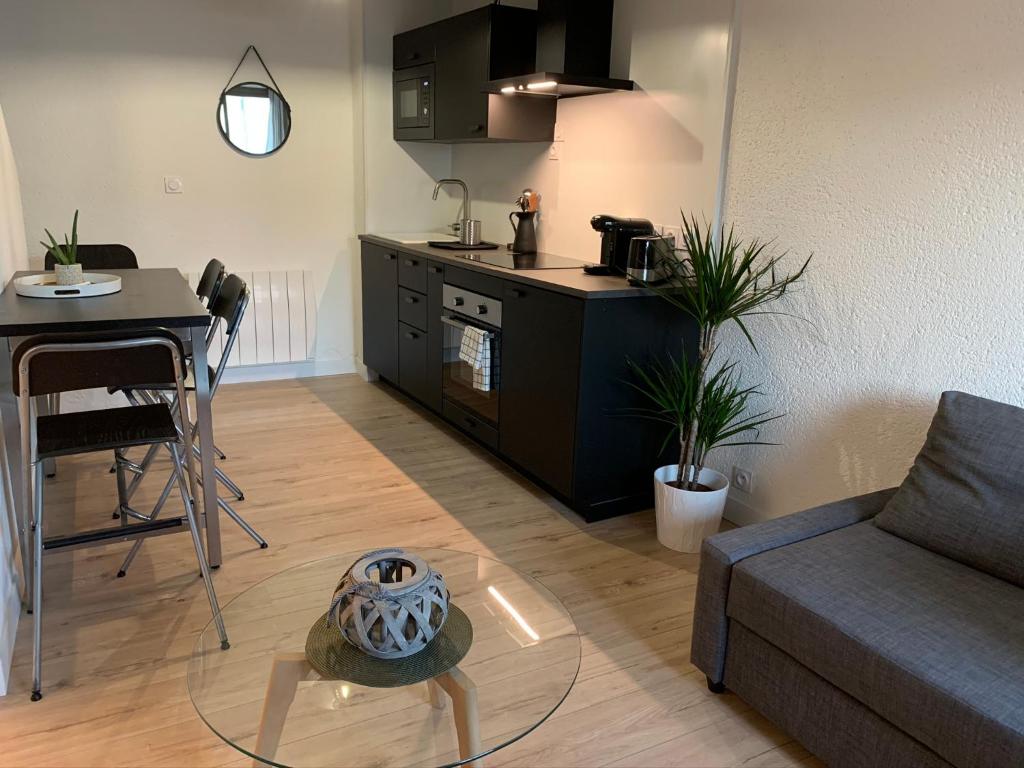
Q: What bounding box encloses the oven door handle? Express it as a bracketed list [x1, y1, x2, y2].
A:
[441, 315, 495, 339]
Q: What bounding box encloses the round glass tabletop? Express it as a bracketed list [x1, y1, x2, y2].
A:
[188, 549, 580, 768]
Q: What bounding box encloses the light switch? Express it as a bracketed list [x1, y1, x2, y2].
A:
[164, 176, 184, 194]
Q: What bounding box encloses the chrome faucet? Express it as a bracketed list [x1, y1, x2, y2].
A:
[432, 178, 480, 245]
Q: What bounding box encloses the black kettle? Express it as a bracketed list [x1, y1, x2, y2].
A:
[509, 211, 538, 254]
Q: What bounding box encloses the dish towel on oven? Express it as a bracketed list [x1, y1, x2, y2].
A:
[458, 325, 491, 392]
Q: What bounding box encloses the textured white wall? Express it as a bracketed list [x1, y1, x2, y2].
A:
[0, 0, 362, 373]
[449, 0, 734, 260]
[714, 0, 1024, 522]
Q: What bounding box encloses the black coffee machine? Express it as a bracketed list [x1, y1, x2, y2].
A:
[588, 215, 656, 275]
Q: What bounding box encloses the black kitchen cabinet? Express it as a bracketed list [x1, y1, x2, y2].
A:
[499, 283, 583, 498]
[360, 242, 399, 382]
[398, 6, 555, 143]
[360, 236, 699, 522]
[424, 261, 444, 412]
[398, 322, 430, 404]
[393, 24, 436, 69]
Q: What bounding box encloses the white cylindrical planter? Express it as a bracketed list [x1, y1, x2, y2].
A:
[653, 466, 729, 553]
[53, 263, 83, 285]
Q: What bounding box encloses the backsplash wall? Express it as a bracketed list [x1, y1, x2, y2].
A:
[449, 0, 735, 260]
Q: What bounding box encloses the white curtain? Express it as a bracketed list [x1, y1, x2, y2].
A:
[0, 101, 27, 696]
[0, 104, 28, 282]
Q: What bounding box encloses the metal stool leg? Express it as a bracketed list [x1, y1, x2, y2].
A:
[113, 449, 130, 523]
[19, 395, 34, 615]
[116, 468, 178, 577]
[31, 461, 43, 701]
[171, 442, 228, 650]
[215, 494, 266, 548]
[214, 464, 244, 501]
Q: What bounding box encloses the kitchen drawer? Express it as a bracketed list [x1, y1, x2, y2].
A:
[398, 252, 428, 293]
[394, 24, 436, 69]
[442, 399, 498, 451]
[398, 287, 428, 331]
[444, 265, 503, 299]
[398, 322, 430, 404]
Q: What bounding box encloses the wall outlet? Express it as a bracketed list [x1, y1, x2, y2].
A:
[548, 143, 561, 161]
[732, 466, 754, 494]
[553, 122, 565, 142]
[163, 176, 183, 194]
[662, 224, 683, 248]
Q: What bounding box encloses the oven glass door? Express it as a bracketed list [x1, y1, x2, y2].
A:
[442, 313, 500, 427]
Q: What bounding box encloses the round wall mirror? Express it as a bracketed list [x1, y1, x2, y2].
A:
[217, 81, 291, 157]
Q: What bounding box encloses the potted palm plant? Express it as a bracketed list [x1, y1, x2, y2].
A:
[40, 209, 82, 285]
[630, 215, 809, 552]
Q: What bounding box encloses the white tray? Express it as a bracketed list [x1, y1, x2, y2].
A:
[14, 272, 122, 299]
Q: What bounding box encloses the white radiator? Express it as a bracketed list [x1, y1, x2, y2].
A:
[186, 270, 317, 367]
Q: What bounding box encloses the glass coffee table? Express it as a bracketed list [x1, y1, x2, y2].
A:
[188, 549, 580, 767]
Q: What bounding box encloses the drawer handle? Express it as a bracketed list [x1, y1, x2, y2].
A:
[404, 258, 418, 267]
[508, 287, 525, 298]
[428, 265, 442, 274]
[404, 331, 419, 340]
[404, 296, 419, 304]
[384, 253, 396, 261]
[464, 416, 477, 428]
[468, 124, 483, 133]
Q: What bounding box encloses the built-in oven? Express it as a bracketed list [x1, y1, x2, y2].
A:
[441, 284, 501, 431]
[393, 63, 434, 141]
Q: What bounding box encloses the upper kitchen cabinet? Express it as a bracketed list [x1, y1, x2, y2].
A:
[393, 5, 556, 143]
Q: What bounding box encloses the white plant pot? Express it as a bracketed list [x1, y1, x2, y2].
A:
[53, 263, 83, 286]
[653, 466, 730, 553]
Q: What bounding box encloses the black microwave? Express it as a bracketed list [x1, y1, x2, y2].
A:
[393, 64, 434, 141]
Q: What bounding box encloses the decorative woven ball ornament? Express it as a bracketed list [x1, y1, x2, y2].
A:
[328, 549, 450, 659]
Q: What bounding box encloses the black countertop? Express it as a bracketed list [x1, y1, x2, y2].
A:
[359, 234, 649, 299]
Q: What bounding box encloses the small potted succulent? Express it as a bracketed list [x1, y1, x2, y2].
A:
[40, 210, 82, 286]
[630, 215, 809, 552]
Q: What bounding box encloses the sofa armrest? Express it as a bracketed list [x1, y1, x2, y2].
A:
[690, 487, 898, 684]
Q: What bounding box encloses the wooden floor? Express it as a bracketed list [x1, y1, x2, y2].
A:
[0, 375, 821, 767]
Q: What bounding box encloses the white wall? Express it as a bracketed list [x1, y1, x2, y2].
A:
[353, 0, 453, 365]
[0, 0, 362, 374]
[714, 0, 1024, 522]
[449, 0, 734, 260]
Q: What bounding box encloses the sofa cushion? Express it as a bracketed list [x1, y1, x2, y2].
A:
[874, 390, 1024, 587]
[727, 522, 1024, 768]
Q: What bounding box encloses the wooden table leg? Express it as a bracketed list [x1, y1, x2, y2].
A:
[427, 678, 446, 710]
[433, 666, 482, 768]
[252, 652, 317, 767]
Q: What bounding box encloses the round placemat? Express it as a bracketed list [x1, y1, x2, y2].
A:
[304, 604, 473, 687]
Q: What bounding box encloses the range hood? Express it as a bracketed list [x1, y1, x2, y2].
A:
[486, 0, 634, 99]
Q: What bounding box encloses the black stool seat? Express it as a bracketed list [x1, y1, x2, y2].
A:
[37, 404, 177, 459]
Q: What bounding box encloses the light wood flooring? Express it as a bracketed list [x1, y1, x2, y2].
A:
[0, 375, 821, 767]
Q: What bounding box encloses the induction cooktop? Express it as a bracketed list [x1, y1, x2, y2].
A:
[452, 251, 590, 270]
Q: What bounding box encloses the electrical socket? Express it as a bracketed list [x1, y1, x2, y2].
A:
[662, 224, 683, 249]
[548, 142, 561, 161]
[732, 466, 753, 494]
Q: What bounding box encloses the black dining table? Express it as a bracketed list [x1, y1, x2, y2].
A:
[0, 268, 225, 566]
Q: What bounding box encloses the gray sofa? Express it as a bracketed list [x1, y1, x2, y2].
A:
[691, 391, 1024, 768]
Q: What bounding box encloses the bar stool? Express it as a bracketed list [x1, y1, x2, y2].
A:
[43, 243, 138, 270]
[43, 244, 140, 475]
[116, 275, 266, 577]
[196, 258, 226, 308]
[14, 329, 229, 701]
